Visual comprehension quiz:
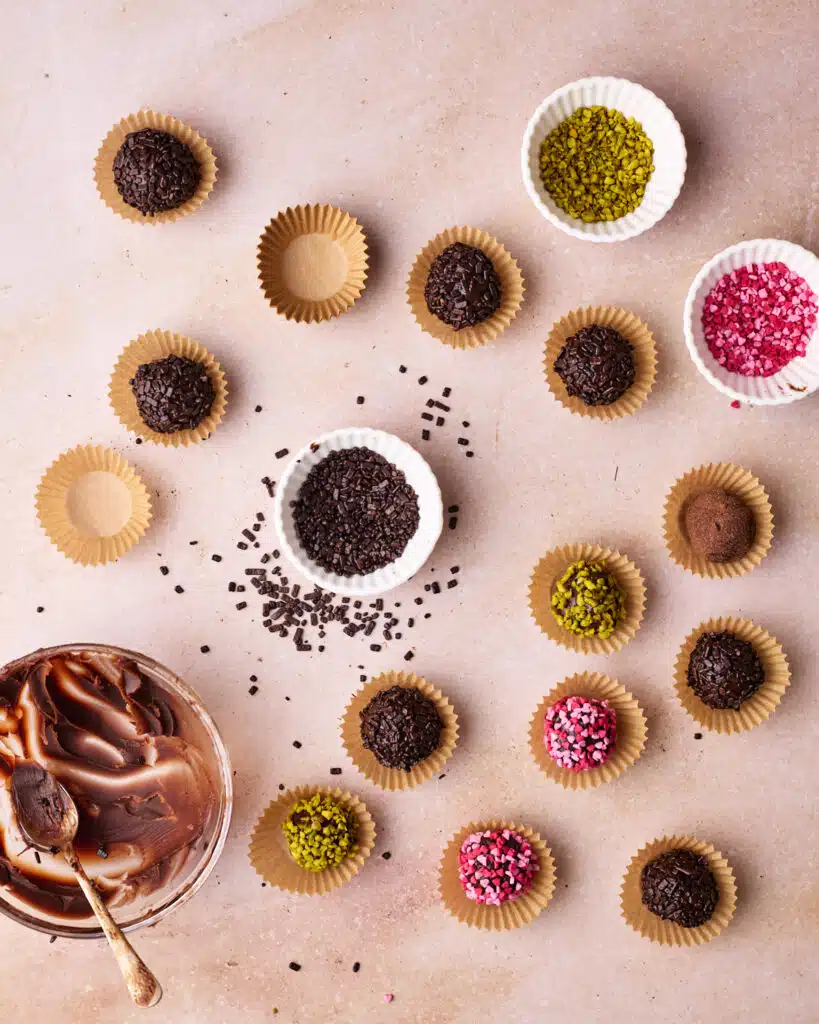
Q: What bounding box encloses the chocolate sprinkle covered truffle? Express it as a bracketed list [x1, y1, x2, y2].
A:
[684, 489, 755, 563]
[130, 354, 214, 433]
[113, 128, 200, 216]
[687, 631, 765, 710]
[640, 849, 719, 928]
[360, 685, 442, 770]
[424, 242, 501, 331]
[554, 324, 636, 406]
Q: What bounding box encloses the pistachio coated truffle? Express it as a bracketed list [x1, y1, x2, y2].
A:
[282, 793, 358, 872]
[684, 489, 755, 563]
[550, 560, 625, 639]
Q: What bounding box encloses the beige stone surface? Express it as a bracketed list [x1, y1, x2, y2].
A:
[1, 0, 818, 1020]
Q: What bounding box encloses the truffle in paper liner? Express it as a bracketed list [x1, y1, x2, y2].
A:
[407, 226, 524, 349]
[249, 785, 375, 895]
[439, 820, 556, 930]
[109, 329, 228, 446]
[94, 110, 217, 224]
[529, 543, 646, 654]
[529, 672, 647, 790]
[621, 834, 737, 946]
[341, 671, 458, 791]
[674, 616, 790, 734]
[35, 445, 152, 566]
[257, 205, 368, 322]
[664, 462, 774, 579]
[544, 305, 657, 420]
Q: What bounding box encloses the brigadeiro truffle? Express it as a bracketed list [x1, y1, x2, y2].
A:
[640, 849, 719, 928]
[458, 828, 538, 905]
[360, 685, 442, 770]
[544, 695, 616, 772]
[551, 559, 625, 639]
[554, 324, 636, 406]
[424, 242, 501, 330]
[687, 631, 765, 710]
[113, 128, 201, 216]
[130, 354, 215, 433]
[684, 489, 755, 563]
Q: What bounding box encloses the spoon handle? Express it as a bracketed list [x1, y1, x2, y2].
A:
[64, 846, 162, 1008]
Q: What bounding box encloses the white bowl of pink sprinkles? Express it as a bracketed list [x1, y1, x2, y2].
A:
[684, 239, 819, 405]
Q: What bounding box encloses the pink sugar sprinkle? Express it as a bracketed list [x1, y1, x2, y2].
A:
[383, 994, 394, 1004]
[702, 261, 817, 377]
[544, 695, 617, 772]
[730, 400, 741, 409]
[458, 828, 538, 905]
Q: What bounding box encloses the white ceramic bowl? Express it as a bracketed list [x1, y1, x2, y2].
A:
[273, 427, 443, 597]
[521, 76, 687, 242]
[683, 239, 819, 405]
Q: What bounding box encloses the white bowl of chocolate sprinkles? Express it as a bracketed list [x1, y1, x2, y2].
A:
[274, 427, 444, 597]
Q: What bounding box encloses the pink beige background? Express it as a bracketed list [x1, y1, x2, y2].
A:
[1, 1, 818, 1021]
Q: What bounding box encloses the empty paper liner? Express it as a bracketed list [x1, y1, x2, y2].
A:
[529, 672, 647, 790]
[674, 616, 790, 734]
[407, 226, 525, 349]
[529, 543, 646, 654]
[94, 110, 217, 224]
[439, 820, 556, 931]
[620, 835, 737, 947]
[248, 785, 375, 895]
[109, 329, 228, 446]
[544, 306, 657, 420]
[664, 462, 774, 579]
[340, 670, 459, 791]
[35, 445, 152, 566]
[257, 204, 368, 322]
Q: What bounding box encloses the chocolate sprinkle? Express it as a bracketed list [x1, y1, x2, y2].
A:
[554, 324, 636, 406]
[687, 631, 765, 710]
[359, 685, 442, 770]
[112, 128, 200, 216]
[424, 242, 501, 330]
[640, 849, 719, 928]
[130, 355, 214, 433]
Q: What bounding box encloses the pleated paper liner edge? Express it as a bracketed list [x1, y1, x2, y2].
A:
[35, 444, 152, 566]
[544, 306, 657, 420]
[528, 543, 646, 654]
[439, 819, 556, 931]
[620, 834, 737, 946]
[340, 670, 459, 791]
[109, 330, 229, 446]
[407, 226, 525, 350]
[94, 110, 217, 224]
[663, 462, 774, 579]
[673, 616, 790, 734]
[529, 672, 647, 790]
[257, 204, 369, 322]
[248, 785, 375, 895]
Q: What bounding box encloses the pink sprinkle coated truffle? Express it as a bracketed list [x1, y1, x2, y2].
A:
[702, 261, 818, 377]
[458, 828, 538, 905]
[544, 695, 617, 772]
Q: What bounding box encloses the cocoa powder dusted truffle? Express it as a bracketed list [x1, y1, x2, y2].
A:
[359, 685, 442, 770]
[130, 354, 215, 433]
[113, 128, 201, 216]
[554, 324, 636, 405]
[687, 631, 765, 710]
[684, 489, 755, 563]
[424, 242, 501, 330]
[640, 849, 719, 928]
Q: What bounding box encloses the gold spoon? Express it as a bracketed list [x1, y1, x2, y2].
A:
[11, 763, 162, 1008]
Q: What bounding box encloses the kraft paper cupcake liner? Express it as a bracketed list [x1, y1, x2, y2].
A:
[407, 226, 525, 349]
[674, 616, 790, 734]
[257, 205, 368, 322]
[528, 543, 646, 655]
[620, 835, 737, 947]
[340, 671, 459, 791]
[35, 445, 152, 566]
[94, 110, 217, 224]
[109, 329, 228, 447]
[439, 820, 556, 931]
[529, 672, 647, 790]
[544, 306, 657, 420]
[663, 462, 774, 579]
[248, 785, 375, 896]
